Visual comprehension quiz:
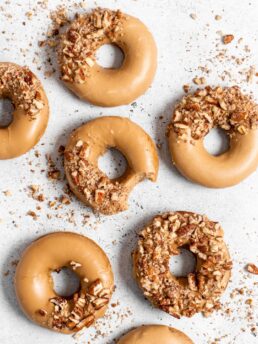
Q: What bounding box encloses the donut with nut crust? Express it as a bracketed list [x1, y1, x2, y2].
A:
[15, 232, 114, 334]
[118, 325, 194, 344]
[64, 116, 159, 215]
[133, 211, 232, 318]
[0, 63, 49, 159]
[58, 8, 157, 107]
[167, 86, 258, 188]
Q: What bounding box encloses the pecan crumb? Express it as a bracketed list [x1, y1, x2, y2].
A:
[70, 261, 82, 270]
[247, 263, 258, 275]
[27, 210, 38, 220]
[46, 278, 112, 331]
[223, 34, 234, 44]
[190, 13, 197, 20]
[183, 84, 190, 93]
[48, 170, 61, 180]
[215, 15, 222, 20]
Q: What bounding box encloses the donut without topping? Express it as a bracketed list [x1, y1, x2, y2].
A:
[118, 325, 194, 344]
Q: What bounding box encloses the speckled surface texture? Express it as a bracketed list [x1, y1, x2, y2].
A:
[0, 1, 257, 343]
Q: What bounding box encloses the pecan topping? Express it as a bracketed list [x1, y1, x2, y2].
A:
[0, 64, 45, 118]
[64, 140, 129, 215]
[133, 212, 232, 318]
[168, 86, 258, 143]
[247, 263, 258, 275]
[223, 34, 234, 44]
[58, 8, 125, 84]
[45, 279, 112, 332]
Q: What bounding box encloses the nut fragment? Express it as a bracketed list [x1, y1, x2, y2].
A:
[193, 77, 206, 85]
[133, 212, 232, 318]
[88, 278, 103, 296]
[45, 278, 112, 332]
[215, 15, 222, 20]
[183, 84, 190, 93]
[223, 34, 234, 44]
[70, 261, 82, 270]
[247, 263, 258, 275]
[64, 140, 129, 214]
[95, 189, 105, 204]
[190, 13, 197, 20]
[168, 86, 258, 142]
[48, 170, 61, 180]
[92, 297, 109, 309]
[0, 64, 45, 119]
[76, 314, 95, 329]
[37, 309, 47, 316]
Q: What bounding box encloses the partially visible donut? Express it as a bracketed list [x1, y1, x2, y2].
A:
[167, 86, 258, 187]
[117, 325, 194, 344]
[15, 232, 114, 334]
[133, 211, 232, 318]
[58, 8, 157, 107]
[64, 116, 159, 215]
[0, 63, 49, 159]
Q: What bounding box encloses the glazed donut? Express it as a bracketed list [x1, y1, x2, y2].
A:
[58, 8, 157, 107]
[0, 63, 49, 159]
[64, 116, 159, 215]
[133, 211, 232, 318]
[167, 86, 258, 187]
[15, 232, 114, 334]
[118, 325, 194, 344]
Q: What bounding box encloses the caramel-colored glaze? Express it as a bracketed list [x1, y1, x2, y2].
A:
[0, 63, 49, 160]
[65, 116, 159, 202]
[168, 128, 258, 188]
[118, 325, 194, 344]
[15, 232, 114, 334]
[64, 15, 157, 107]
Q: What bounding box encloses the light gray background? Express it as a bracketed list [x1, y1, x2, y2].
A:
[0, 1, 257, 343]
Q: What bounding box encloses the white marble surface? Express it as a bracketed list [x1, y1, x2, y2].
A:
[0, 0, 258, 343]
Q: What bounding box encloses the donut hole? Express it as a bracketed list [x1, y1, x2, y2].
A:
[0, 98, 14, 127]
[169, 247, 196, 278]
[51, 267, 80, 298]
[98, 148, 127, 179]
[96, 44, 124, 69]
[204, 128, 229, 156]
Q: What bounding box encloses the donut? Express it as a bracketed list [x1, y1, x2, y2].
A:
[167, 86, 258, 188]
[118, 325, 194, 344]
[15, 232, 114, 334]
[0, 63, 49, 159]
[133, 211, 232, 318]
[58, 8, 157, 107]
[64, 116, 159, 215]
